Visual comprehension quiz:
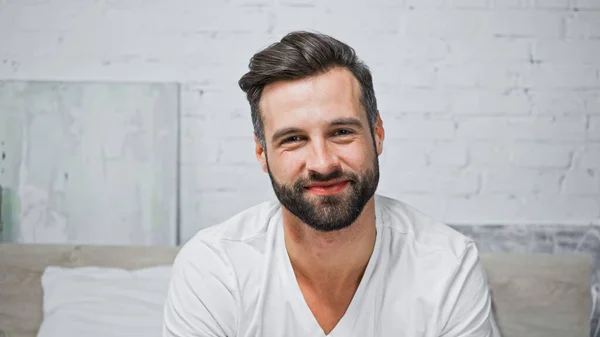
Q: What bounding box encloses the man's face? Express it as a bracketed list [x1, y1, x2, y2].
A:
[255, 67, 385, 232]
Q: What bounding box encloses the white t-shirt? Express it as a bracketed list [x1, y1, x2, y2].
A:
[163, 194, 501, 337]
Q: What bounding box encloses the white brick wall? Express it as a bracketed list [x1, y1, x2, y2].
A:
[0, 0, 598, 240]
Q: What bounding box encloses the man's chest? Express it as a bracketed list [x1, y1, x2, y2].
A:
[299, 282, 358, 335]
[235, 278, 442, 337]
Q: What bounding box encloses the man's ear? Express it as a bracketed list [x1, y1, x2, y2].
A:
[374, 112, 385, 156]
[255, 134, 268, 173]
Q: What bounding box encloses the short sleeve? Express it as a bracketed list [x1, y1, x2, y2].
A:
[438, 242, 502, 337]
[163, 239, 239, 337]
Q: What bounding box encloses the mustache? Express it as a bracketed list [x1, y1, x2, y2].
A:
[309, 169, 345, 182]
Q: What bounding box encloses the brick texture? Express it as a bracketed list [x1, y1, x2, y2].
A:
[0, 0, 598, 237]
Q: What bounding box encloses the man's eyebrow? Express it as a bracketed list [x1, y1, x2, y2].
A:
[271, 127, 302, 143]
[329, 117, 363, 129]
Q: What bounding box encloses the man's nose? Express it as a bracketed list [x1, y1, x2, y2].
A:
[305, 140, 340, 176]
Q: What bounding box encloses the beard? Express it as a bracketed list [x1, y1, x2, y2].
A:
[266, 153, 380, 232]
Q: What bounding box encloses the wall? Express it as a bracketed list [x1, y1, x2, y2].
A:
[0, 81, 178, 245]
[0, 0, 598, 243]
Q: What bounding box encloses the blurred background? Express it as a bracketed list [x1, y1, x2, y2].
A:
[0, 0, 598, 247]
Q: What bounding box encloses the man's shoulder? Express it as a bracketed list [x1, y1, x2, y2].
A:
[173, 198, 281, 276]
[376, 194, 473, 260]
[183, 198, 281, 247]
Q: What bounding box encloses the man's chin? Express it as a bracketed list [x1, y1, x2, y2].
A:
[302, 193, 349, 208]
[304, 211, 355, 232]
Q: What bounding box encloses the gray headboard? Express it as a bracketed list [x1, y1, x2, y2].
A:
[0, 243, 593, 337]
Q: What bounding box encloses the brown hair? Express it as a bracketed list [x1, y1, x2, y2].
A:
[238, 31, 378, 148]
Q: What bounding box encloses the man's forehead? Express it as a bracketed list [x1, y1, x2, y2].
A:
[259, 68, 363, 126]
[261, 67, 359, 99]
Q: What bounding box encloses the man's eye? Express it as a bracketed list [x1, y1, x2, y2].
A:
[333, 129, 354, 136]
[282, 135, 302, 143]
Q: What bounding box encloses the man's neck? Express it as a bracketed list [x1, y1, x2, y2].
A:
[282, 198, 377, 293]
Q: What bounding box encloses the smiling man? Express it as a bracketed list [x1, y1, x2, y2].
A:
[163, 31, 501, 337]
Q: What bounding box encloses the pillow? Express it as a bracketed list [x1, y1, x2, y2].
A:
[37, 265, 172, 337]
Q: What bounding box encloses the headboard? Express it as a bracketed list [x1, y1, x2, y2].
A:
[0, 243, 593, 337]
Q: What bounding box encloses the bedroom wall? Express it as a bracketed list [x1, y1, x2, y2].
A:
[0, 81, 178, 245]
[0, 0, 598, 244]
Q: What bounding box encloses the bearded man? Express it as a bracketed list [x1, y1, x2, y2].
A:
[163, 31, 500, 337]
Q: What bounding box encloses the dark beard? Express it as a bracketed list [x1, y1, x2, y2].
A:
[266, 155, 380, 232]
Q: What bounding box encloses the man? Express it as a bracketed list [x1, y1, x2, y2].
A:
[163, 31, 500, 337]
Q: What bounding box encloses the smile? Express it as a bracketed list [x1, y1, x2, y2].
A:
[305, 180, 349, 196]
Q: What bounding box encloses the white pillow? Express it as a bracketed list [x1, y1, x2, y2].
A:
[37, 265, 172, 337]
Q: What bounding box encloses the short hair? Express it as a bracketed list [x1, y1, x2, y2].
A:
[238, 31, 378, 148]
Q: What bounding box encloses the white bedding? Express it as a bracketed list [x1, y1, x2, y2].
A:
[37, 265, 172, 337]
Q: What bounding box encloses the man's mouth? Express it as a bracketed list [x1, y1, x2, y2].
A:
[304, 180, 349, 196]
